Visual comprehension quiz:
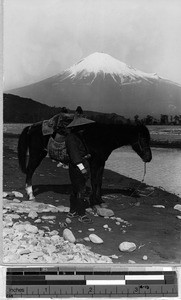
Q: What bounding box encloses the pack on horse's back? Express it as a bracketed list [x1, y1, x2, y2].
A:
[47, 135, 69, 164]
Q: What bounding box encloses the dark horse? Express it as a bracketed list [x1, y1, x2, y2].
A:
[18, 112, 152, 205]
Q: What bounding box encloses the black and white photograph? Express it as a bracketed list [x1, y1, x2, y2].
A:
[2, 0, 181, 265]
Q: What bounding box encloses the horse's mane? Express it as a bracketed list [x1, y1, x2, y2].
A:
[84, 114, 150, 143]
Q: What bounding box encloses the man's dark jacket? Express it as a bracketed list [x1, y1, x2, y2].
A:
[65, 132, 88, 166]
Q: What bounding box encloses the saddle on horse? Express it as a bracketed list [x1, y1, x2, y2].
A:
[42, 112, 74, 136]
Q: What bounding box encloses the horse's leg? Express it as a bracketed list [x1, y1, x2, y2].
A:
[95, 163, 105, 204]
[89, 159, 105, 206]
[25, 150, 47, 200]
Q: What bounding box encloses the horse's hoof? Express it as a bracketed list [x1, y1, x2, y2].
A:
[27, 195, 36, 201]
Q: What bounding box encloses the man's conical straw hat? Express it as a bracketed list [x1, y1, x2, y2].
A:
[67, 116, 95, 128]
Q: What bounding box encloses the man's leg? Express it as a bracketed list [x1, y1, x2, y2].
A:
[69, 162, 92, 222]
[69, 192, 78, 215]
[68, 163, 85, 213]
[77, 186, 89, 216]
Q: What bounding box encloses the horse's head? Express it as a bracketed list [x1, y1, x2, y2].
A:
[131, 125, 152, 163]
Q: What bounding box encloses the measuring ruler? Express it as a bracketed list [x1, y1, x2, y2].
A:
[6, 267, 178, 298]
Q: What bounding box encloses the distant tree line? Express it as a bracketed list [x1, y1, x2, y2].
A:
[134, 114, 181, 125]
[3, 94, 71, 123]
[4, 94, 181, 126]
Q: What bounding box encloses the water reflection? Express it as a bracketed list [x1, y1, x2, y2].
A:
[106, 147, 181, 197]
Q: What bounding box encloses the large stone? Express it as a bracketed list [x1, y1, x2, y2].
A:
[65, 218, 72, 224]
[88, 228, 95, 231]
[95, 207, 114, 217]
[103, 224, 109, 229]
[13, 199, 21, 203]
[89, 234, 104, 244]
[57, 205, 66, 212]
[34, 219, 41, 223]
[51, 235, 61, 243]
[119, 242, 136, 252]
[12, 191, 24, 198]
[42, 215, 56, 220]
[49, 230, 59, 236]
[13, 224, 26, 232]
[174, 204, 181, 212]
[50, 208, 59, 213]
[63, 207, 70, 213]
[6, 214, 20, 219]
[116, 217, 129, 224]
[28, 211, 38, 219]
[63, 229, 76, 243]
[24, 224, 38, 234]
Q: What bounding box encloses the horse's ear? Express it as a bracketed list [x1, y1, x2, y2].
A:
[76, 106, 83, 115]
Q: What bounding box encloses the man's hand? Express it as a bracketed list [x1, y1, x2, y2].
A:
[81, 168, 87, 175]
[77, 163, 88, 179]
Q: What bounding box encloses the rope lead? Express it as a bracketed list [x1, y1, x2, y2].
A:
[141, 162, 146, 183]
[130, 162, 146, 197]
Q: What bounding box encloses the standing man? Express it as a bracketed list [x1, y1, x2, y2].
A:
[65, 110, 95, 223]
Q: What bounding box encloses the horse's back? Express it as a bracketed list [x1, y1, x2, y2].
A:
[87, 112, 129, 125]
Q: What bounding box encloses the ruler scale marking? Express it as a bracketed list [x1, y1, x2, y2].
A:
[6, 268, 178, 298]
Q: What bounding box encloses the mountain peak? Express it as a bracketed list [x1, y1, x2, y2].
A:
[70, 52, 126, 75]
[61, 52, 160, 85]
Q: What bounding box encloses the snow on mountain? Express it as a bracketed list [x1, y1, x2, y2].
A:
[57, 52, 160, 86]
[8, 52, 181, 118]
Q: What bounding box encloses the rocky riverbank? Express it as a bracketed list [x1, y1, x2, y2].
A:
[3, 136, 181, 264]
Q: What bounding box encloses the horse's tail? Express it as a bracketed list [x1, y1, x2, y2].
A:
[17, 126, 30, 174]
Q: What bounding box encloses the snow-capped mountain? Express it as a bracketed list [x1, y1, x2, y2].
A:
[8, 52, 181, 118]
[58, 52, 161, 85]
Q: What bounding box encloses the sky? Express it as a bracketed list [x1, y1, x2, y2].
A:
[3, 0, 181, 90]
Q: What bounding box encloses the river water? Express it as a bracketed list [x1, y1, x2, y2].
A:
[106, 147, 181, 197]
